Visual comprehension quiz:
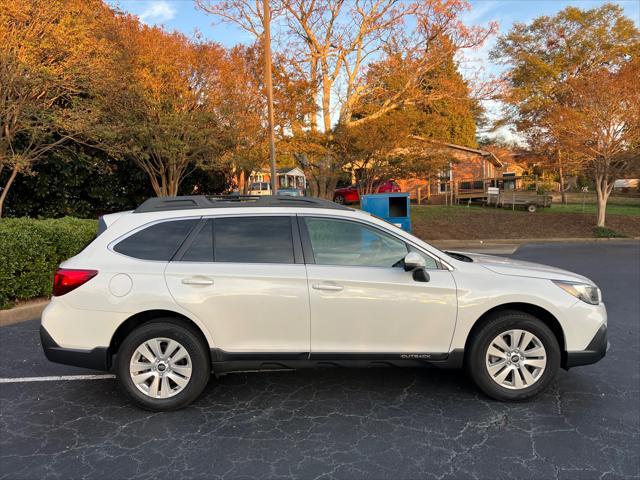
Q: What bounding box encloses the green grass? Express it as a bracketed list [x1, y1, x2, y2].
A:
[541, 203, 640, 216]
[561, 193, 640, 206]
[393, 203, 640, 240]
[593, 227, 628, 238]
[406, 202, 640, 217]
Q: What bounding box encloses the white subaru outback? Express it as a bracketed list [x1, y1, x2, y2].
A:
[41, 196, 608, 411]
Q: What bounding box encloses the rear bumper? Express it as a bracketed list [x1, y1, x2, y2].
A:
[40, 326, 110, 371]
[563, 323, 608, 369]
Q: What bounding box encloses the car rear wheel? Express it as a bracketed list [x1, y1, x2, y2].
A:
[117, 319, 210, 411]
[333, 194, 345, 204]
[467, 311, 560, 401]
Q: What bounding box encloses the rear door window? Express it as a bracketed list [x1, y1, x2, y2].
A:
[181, 220, 214, 262]
[114, 219, 198, 261]
[214, 216, 294, 263]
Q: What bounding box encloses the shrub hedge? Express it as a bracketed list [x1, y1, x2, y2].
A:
[0, 217, 97, 309]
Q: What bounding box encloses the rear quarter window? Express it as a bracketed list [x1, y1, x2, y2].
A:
[113, 219, 198, 261]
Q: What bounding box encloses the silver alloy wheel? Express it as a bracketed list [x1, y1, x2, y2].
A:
[129, 337, 192, 399]
[485, 329, 547, 390]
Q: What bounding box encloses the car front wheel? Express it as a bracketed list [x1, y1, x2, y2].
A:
[117, 319, 210, 411]
[467, 311, 560, 401]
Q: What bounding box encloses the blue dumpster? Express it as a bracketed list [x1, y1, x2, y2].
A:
[361, 192, 411, 232]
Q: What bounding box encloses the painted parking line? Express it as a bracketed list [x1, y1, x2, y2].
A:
[0, 374, 115, 383]
[0, 370, 296, 385]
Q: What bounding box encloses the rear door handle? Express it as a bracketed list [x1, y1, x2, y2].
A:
[182, 277, 214, 286]
[312, 283, 343, 292]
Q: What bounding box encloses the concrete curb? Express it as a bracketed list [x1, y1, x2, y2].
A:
[0, 299, 48, 327]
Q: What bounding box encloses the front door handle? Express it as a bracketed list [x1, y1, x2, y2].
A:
[312, 283, 344, 292]
[182, 277, 214, 286]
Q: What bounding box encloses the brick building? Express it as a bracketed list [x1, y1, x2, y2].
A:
[396, 142, 505, 203]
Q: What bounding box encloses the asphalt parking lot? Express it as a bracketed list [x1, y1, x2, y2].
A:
[1, 242, 639, 480]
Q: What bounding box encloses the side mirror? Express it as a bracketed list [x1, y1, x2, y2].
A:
[403, 252, 430, 282]
[403, 251, 426, 271]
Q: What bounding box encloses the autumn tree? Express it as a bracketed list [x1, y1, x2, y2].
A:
[215, 45, 267, 192]
[414, 41, 480, 149]
[548, 61, 640, 227]
[332, 109, 414, 194]
[491, 3, 639, 204]
[197, 0, 495, 198]
[0, 0, 116, 216]
[216, 44, 314, 193]
[341, 38, 480, 192]
[90, 17, 228, 197]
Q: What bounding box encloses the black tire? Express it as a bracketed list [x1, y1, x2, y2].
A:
[333, 194, 345, 204]
[466, 311, 560, 401]
[116, 319, 210, 411]
[527, 204, 537, 213]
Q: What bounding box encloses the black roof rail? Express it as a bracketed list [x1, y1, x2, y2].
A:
[133, 195, 352, 213]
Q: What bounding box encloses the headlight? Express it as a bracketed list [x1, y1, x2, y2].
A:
[553, 280, 601, 305]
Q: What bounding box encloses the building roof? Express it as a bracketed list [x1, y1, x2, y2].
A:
[275, 167, 305, 175]
[409, 136, 504, 168]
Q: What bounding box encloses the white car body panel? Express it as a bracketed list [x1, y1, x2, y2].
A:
[41, 299, 130, 350]
[41, 204, 607, 369]
[447, 264, 605, 352]
[164, 262, 310, 352]
[307, 265, 457, 353]
[45, 246, 215, 349]
[454, 251, 594, 283]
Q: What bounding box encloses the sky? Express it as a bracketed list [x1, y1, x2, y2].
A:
[108, 0, 640, 144]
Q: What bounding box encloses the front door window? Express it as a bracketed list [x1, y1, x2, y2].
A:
[304, 217, 408, 268]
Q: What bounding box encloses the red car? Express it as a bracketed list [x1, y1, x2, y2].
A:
[333, 180, 401, 204]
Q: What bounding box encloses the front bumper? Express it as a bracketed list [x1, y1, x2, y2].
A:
[563, 323, 609, 369]
[40, 326, 110, 371]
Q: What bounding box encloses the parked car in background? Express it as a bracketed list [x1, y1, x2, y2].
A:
[41, 195, 607, 411]
[277, 188, 304, 197]
[333, 180, 401, 204]
[248, 182, 271, 195]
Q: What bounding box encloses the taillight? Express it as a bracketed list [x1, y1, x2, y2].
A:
[52, 269, 98, 297]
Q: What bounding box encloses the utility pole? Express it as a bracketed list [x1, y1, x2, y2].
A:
[263, 0, 277, 195]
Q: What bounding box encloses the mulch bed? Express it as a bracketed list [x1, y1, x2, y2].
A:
[412, 206, 640, 240]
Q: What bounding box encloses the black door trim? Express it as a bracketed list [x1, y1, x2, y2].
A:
[209, 348, 464, 374]
[296, 215, 315, 264]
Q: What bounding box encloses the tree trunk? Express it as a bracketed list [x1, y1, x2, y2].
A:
[318, 173, 327, 199]
[149, 175, 162, 197]
[558, 149, 567, 204]
[321, 75, 331, 133]
[326, 175, 338, 200]
[309, 56, 318, 132]
[308, 176, 319, 197]
[241, 170, 250, 194]
[595, 174, 611, 227]
[263, 0, 278, 195]
[168, 175, 180, 196]
[0, 163, 20, 218]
